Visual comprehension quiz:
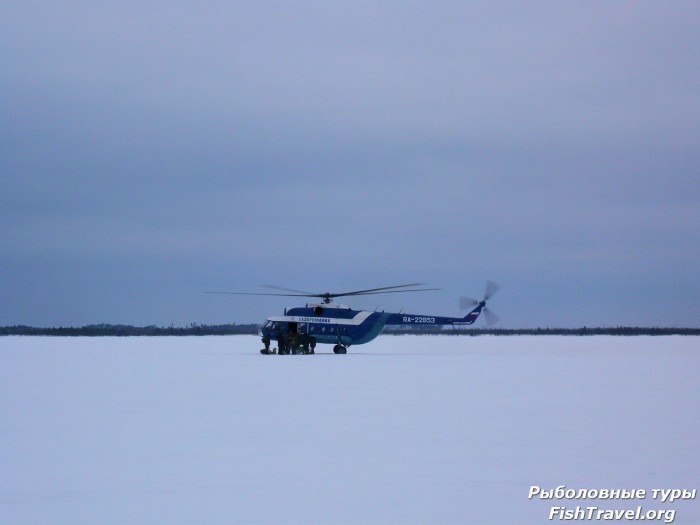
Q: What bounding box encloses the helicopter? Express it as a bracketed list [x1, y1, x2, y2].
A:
[206, 282, 499, 355]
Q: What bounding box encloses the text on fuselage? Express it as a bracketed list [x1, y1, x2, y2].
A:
[403, 316, 436, 324]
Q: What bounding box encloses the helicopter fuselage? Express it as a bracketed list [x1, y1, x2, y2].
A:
[259, 301, 486, 351]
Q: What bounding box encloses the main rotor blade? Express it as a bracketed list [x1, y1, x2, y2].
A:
[333, 283, 429, 298]
[260, 285, 316, 295]
[204, 283, 439, 301]
[202, 291, 315, 297]
[339, 287, 440, 297]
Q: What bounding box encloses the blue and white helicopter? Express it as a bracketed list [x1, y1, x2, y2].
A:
[208, 282, 499, 354]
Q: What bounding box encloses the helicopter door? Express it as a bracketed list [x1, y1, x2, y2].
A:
[288, 322, 298, 334]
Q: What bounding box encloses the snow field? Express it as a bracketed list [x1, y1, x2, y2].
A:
[1, 335, 698, 524]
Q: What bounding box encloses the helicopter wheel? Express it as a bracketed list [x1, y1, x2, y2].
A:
[333, 344, 347, 354]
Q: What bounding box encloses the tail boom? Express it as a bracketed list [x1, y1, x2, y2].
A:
[385, 302, 485, 328]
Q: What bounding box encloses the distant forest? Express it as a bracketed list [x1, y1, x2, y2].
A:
[1, 324, 698, 336]
[0, 323, 259, 337]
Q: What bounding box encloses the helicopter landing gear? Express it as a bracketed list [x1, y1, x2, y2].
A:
[333, 344, 347, 354]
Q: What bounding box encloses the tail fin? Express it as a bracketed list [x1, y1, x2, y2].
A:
[459, 281, 500, 325]
[462, 301, 485, 324]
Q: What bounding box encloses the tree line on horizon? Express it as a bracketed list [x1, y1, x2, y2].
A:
[0, 323, 260, 337]
[1, 323, 698, 336]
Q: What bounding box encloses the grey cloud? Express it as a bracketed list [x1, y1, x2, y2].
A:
[2, 1, 699, 326]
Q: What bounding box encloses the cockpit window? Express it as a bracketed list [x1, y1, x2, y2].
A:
[263, 320, 272, 329]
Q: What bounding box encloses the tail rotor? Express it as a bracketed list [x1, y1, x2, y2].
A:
[484, 280, 500, 302]
[482, 306, 500, 326]
[460, 281, 500, 326]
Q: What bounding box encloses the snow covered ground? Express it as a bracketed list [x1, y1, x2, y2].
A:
[1, 335, 698, 524]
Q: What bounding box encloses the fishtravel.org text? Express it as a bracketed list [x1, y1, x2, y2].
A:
[528, 485, 697, 523]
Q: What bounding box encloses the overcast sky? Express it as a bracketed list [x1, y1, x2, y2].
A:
[2, 1, 699, 328]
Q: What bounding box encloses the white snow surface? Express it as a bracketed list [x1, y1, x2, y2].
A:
[1, 335, 698, 524]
